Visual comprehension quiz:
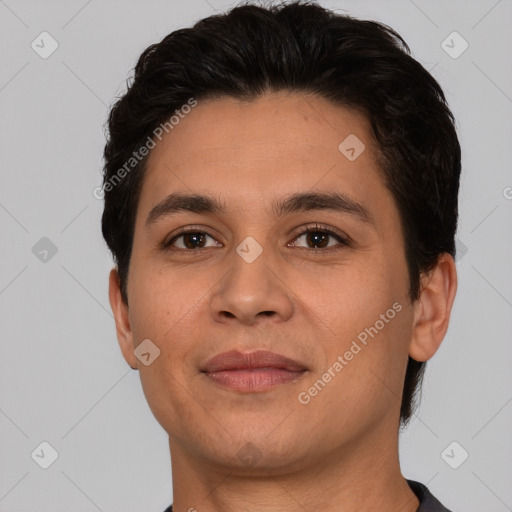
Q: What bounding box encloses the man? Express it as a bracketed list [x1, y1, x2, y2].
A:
[101, 2, 460, 510]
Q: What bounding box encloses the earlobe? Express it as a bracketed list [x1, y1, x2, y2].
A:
[409, 253, 458, 362]
[108, 268, 138, 370]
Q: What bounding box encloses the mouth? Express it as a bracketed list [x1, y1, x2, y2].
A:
[201, 350, 308, 392]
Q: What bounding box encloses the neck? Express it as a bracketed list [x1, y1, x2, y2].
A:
[167, 428, 419, 512]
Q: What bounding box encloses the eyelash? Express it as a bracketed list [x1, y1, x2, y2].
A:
[162, 223, 351, 253]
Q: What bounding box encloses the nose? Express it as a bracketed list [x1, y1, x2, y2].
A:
[209, 242, 294, 326]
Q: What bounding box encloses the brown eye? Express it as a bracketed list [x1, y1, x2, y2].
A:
[303, 231, 330, 249]
[166, 231, 220, 250]
[290, 225, 350, 251]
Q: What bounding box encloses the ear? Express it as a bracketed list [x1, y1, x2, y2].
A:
[108, 268, 138, 370]
[409, 253, 458, 362]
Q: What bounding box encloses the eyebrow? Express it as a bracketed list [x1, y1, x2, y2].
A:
[145, 191, 374, 228]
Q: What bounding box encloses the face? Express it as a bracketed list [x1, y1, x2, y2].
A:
[113, 92, 418, 473]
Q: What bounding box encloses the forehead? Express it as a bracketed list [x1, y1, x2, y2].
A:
[136, 92, 391, 221]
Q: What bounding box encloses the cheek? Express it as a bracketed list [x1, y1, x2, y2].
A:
[126, 262, 202, 398]
[298, 303, 414, 440]
[128, 259, 206, 341]
[303, 252, 407, 345]
[130, 280, 206, 438]
[299, 251, 412, 408]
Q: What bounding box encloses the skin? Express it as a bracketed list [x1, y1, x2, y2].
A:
[109, 91, 457, 512]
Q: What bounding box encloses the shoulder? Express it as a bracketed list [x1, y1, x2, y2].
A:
[407, 480, 454, 512]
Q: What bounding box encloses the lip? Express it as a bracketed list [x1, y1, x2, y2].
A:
[201, 350, 308, 392]
[201, 350, 307, 373]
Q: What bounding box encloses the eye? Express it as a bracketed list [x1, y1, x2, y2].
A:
[289, 223, 350, 251]
[164, 229, 222, 250]
[162, 223, 350, 253]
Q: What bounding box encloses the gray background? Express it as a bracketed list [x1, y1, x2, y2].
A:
[1, 0, 511, 510]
